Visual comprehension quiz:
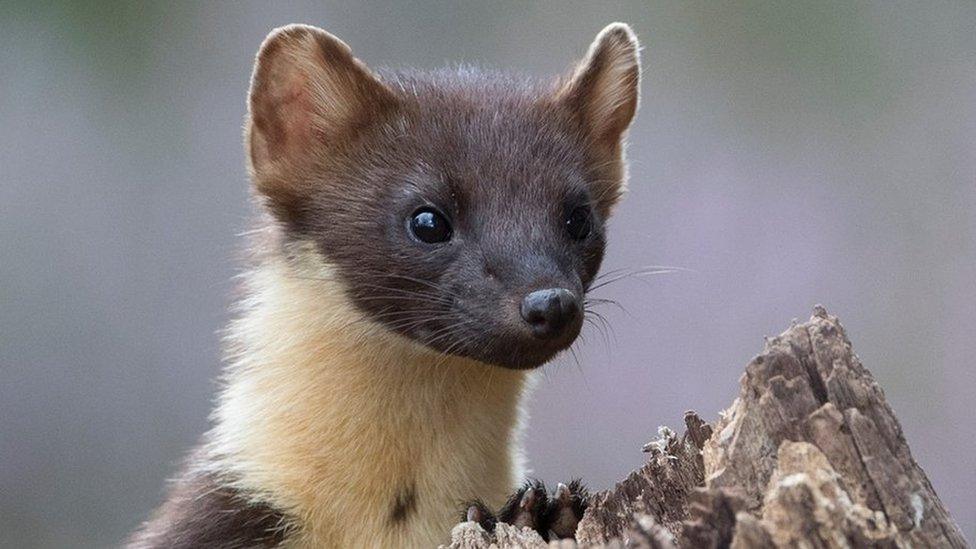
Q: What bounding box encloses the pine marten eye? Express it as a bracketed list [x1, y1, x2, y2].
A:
[409, 207, 453, 244]
[565, 206, 592, 241]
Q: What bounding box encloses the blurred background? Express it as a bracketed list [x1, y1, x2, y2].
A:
[1, 1, 973, 546]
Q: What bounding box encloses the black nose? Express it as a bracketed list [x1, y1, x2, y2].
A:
[520, 288, 581, 339]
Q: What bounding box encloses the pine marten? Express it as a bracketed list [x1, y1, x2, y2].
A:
[130, 21, 640, 548]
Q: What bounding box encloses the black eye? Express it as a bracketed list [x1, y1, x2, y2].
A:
[409, 207, 452, 244]
[565, 206, 592, 240]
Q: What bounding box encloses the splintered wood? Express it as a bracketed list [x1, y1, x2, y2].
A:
[444, 307, 968, 548]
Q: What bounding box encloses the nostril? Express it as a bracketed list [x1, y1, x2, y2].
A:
[520, 288, 581, 339]
[522, 307, 548, 327]
[519, 291, 551, 326]
[522, 304, 549, 328]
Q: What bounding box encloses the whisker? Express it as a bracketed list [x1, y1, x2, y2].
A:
[567, 344, 584, 376]
[284, 274, 458, 307]
[583, 316, 612, 355]
[591, 264, 694, 283]
[374, 273, 468, 301]
[352, 283, 457, 306]
[422, 320, 475, 349]
[349, 294, 452, 305]
[587, 310, 617, 345]
[584, 297, 627, 315]
[587, 266, 688, 292]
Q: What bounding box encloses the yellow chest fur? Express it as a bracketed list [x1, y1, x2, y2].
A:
[210, 253, 530, 547]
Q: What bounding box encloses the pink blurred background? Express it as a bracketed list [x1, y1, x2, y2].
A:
[1, 2, 972, 545]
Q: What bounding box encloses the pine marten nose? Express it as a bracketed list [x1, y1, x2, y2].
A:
[520, 288, 581, 339]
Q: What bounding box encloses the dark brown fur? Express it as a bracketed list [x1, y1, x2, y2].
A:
[129, 450, 292, 548]
[389, 485, 418, 525]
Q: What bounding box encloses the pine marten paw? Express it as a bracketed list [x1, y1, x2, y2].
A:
[462, 479, 589, 541]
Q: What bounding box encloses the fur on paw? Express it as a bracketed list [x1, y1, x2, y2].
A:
[461, 479, 589, 541]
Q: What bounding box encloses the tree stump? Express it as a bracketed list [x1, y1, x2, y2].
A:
[444, 307, 968, 548]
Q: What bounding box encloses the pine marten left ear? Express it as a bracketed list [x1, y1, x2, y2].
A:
[246, 24, 398, 207]
[558, 23, 641, 149]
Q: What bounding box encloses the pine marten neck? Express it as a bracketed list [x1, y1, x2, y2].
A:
[211, 240, 529, 546]
[131, 22, 640, 548]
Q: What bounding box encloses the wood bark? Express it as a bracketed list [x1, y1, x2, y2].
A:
[444, 307, 968, 548]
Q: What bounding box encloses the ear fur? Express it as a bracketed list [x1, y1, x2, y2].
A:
[558, 23, 641, 148]
[245, 24, 397, 204]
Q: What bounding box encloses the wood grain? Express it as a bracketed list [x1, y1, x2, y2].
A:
[443, 307, 968, 548]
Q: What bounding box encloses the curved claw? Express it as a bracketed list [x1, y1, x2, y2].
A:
[464, 479, 589, 541]
[544, 479, 589, 539]
[461, 500, 497, 533]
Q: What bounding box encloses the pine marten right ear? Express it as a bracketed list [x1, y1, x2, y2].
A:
[556, 23, 641, 214]
[558, 23, 641, 149]
[245, 24, 398, 212]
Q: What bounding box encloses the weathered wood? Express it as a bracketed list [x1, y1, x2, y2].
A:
[575, 412, 709, 545]
[443, 307, 968, 548]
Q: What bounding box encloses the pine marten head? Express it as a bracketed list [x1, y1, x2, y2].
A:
[245, 24, 640, 370]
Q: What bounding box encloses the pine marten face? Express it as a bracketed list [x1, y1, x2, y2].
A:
[246, 24, 640, 369]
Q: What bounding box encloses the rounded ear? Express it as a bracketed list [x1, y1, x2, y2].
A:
[245, 24, 397, 202]
[557, 23, 641, 148]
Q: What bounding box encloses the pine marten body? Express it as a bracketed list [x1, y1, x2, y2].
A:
[131, 22, 640, 548]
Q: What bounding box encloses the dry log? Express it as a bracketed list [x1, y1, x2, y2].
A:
[444, 307, 968, 548]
